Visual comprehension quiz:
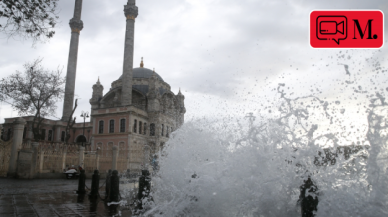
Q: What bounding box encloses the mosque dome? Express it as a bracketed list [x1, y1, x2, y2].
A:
[118, 67, 164, 82]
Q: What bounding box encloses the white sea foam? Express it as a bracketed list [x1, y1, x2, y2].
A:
[129, 52, 388, 217]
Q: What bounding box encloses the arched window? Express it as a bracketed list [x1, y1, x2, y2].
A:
[109, 120, 115, 133]
[161, 124, 164, 136]
[120, 119, 126, 132]
[99, 120, 104, 134]
[133, 119, 137, 133]
[139, 121, 142, 134]
[144, 123, 147, 135]
[171, 127, 173, 133]
[76, 135, 87, 143]
[61, 131, 65, 142]
[48, 130, 53, 141]
[166, 126, 169, 138]
[150, 123, 155, 136]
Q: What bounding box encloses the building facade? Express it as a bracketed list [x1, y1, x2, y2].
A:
[1, 0, 185, 171]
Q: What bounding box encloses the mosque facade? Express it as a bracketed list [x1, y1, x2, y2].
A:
[1, 0, 185, 170]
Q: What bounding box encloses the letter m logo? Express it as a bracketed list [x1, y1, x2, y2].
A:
[353, 19, 374, 39]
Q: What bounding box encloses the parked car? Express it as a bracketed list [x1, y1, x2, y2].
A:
[64, 169, 79, 179]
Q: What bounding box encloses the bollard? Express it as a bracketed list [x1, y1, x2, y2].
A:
[89, 198, 98, 213]
[109, 170, 120, 202]
[105, 169, 112, 198]
[77, 169, 86, 194]
[136, 170, 151, 210]
[89, 170, 100, 198]
[137, 170, 151, 200]
[299, 177, 318, 217]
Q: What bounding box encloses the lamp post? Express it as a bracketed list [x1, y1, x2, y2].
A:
[80, 111, 89, 147]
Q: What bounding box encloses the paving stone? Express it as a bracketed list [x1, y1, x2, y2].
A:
[0, 198, 13, 205]
[15, 204, 35, 214]
[33, 204, 59, 217]
[0, 214, 15, 217]
[17, 214, 38, 217]
[0, 205, 15, 214]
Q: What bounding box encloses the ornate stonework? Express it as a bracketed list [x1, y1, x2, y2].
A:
[69, 18, 84, 33]
[124, 4, 138, 20]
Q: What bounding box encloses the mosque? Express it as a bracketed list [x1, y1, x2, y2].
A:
[1, 0, 185, 170]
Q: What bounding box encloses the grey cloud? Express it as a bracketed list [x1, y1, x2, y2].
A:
[0, 0, 387, 121]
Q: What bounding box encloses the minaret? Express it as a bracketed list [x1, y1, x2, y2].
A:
[121, 0, 138, 106]
[62, 0, 84, 121]
[90, 77, 104, 109]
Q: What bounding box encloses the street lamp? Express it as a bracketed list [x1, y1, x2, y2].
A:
[80, 111, 89, 147]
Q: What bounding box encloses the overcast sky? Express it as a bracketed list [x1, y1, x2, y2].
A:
[1, 0, 388, 124]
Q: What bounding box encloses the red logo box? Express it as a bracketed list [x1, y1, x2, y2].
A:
[310, 10, 384, 48]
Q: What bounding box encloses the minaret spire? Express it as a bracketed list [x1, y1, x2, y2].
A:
[121, 0, 138, 106]
[140, 57, 144, 67]
[62, 0, 84, 121]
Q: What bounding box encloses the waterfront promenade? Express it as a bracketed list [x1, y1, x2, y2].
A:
[0, 177, 132, 216]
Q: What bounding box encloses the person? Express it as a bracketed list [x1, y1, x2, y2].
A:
[78, 165, 83, 171]
[298, 177, 318, 217]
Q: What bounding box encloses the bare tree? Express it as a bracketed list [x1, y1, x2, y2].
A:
[0, 58, 65, 141]
[0, 0, 59, 44]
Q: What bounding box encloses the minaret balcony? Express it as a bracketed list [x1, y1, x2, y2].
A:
[124, 4, 138, 19]
[69, 18, 84, 32]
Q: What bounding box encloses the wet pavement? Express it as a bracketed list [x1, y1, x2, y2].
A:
[0, 178, 133, 216]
